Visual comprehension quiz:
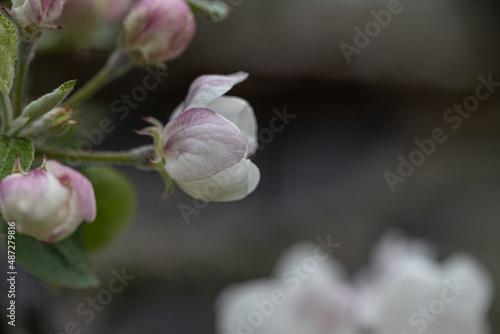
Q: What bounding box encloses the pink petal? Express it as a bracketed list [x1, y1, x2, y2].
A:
[0, 171, 49, 212]
[163, 108, 247, 183]
[182, 72, 249, 111]
[45, 160, 96, 222]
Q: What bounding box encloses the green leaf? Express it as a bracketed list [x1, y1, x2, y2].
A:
[21, 80, 77, 120]
[80, 167, 135, 251]
[187, 0, 231, 21]
[0, 13, 17, 94]
[7, 115, 29, 134]
[0, 135, 33, 181]
[4, 225, 100, 288]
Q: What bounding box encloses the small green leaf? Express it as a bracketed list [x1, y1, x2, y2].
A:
[80, 167, 135, 251]
[4, 225, 100, 288]
[0, 135, 33, 181]
[0, 13, 17, 94]
[187, 0, 231, 21]
[8, 116, 29, 134]
[21, 80, 77, 120]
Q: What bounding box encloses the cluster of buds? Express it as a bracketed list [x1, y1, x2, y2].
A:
[8, 0, 196, 65]
[0, 0, 258, 247]
[0, 159, 96, 243]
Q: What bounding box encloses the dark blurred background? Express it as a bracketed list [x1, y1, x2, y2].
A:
[1, 0, 500, 333]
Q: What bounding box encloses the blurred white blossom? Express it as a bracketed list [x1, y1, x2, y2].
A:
[216, 231, 494, 334]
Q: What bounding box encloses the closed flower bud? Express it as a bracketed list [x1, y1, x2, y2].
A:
[122, 0, 196, 66]
[20, 107, 78, 139]
[139, 72, 259, 202]
[0, 160, 96, 243]
[11, 0, 67, 30]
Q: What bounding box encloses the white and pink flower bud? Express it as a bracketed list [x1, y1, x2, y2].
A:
[11, 0, 67, 29]
[0, 160, 96, 243]
[161, 72, 259, 201]
[122, 0, 196, 66]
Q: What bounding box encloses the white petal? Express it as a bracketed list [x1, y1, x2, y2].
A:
[208, 96, 258, 156]
[183, 72, 248, 111]
[163, 108, 247, 184]
[271, 242, 347, 282]
[215, 279, 280, 334]
[175, 159, 260, 202]
[442, 253, 494, 316]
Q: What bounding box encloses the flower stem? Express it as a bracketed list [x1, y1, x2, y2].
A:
[12, 39, 37, 117]
[36, 144, 155, 168]
[0, 92, 13, 133]
[64, 49, 134, 108]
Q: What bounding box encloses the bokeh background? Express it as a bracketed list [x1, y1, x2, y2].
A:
[1, 0, 500, 333]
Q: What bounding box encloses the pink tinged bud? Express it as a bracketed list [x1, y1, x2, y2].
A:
[0, 160, 96, 243]
[170, 72, 258, 155]
[162, 108, 259, 201]
[122, 0, 196, 66]
[11, 0, 67, 28]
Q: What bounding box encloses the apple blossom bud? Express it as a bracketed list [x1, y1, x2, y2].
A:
[0, 160, 96, 243]
[137, 72, 260, 202]
[11, 0, 67, 30]
[122, 0, 196, 66]
[19, 107, 78, 139]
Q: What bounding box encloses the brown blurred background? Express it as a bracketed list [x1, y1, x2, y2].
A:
[1, 0, 500, 333]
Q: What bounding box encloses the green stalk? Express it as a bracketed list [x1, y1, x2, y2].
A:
[0, 92, 13, 133]
[12, 39, 37, 117]
[64, 49, 134, 108]
[36, 145, 154, 168]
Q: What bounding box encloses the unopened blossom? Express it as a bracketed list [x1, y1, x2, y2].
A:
[11, 0, 67, 29]
[19, 107, 78, 139]
[141, 71, 259, 202]
[0, 160, 96, 243]
[169, 72, 259, 155]
[122, 0, 196, 66]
